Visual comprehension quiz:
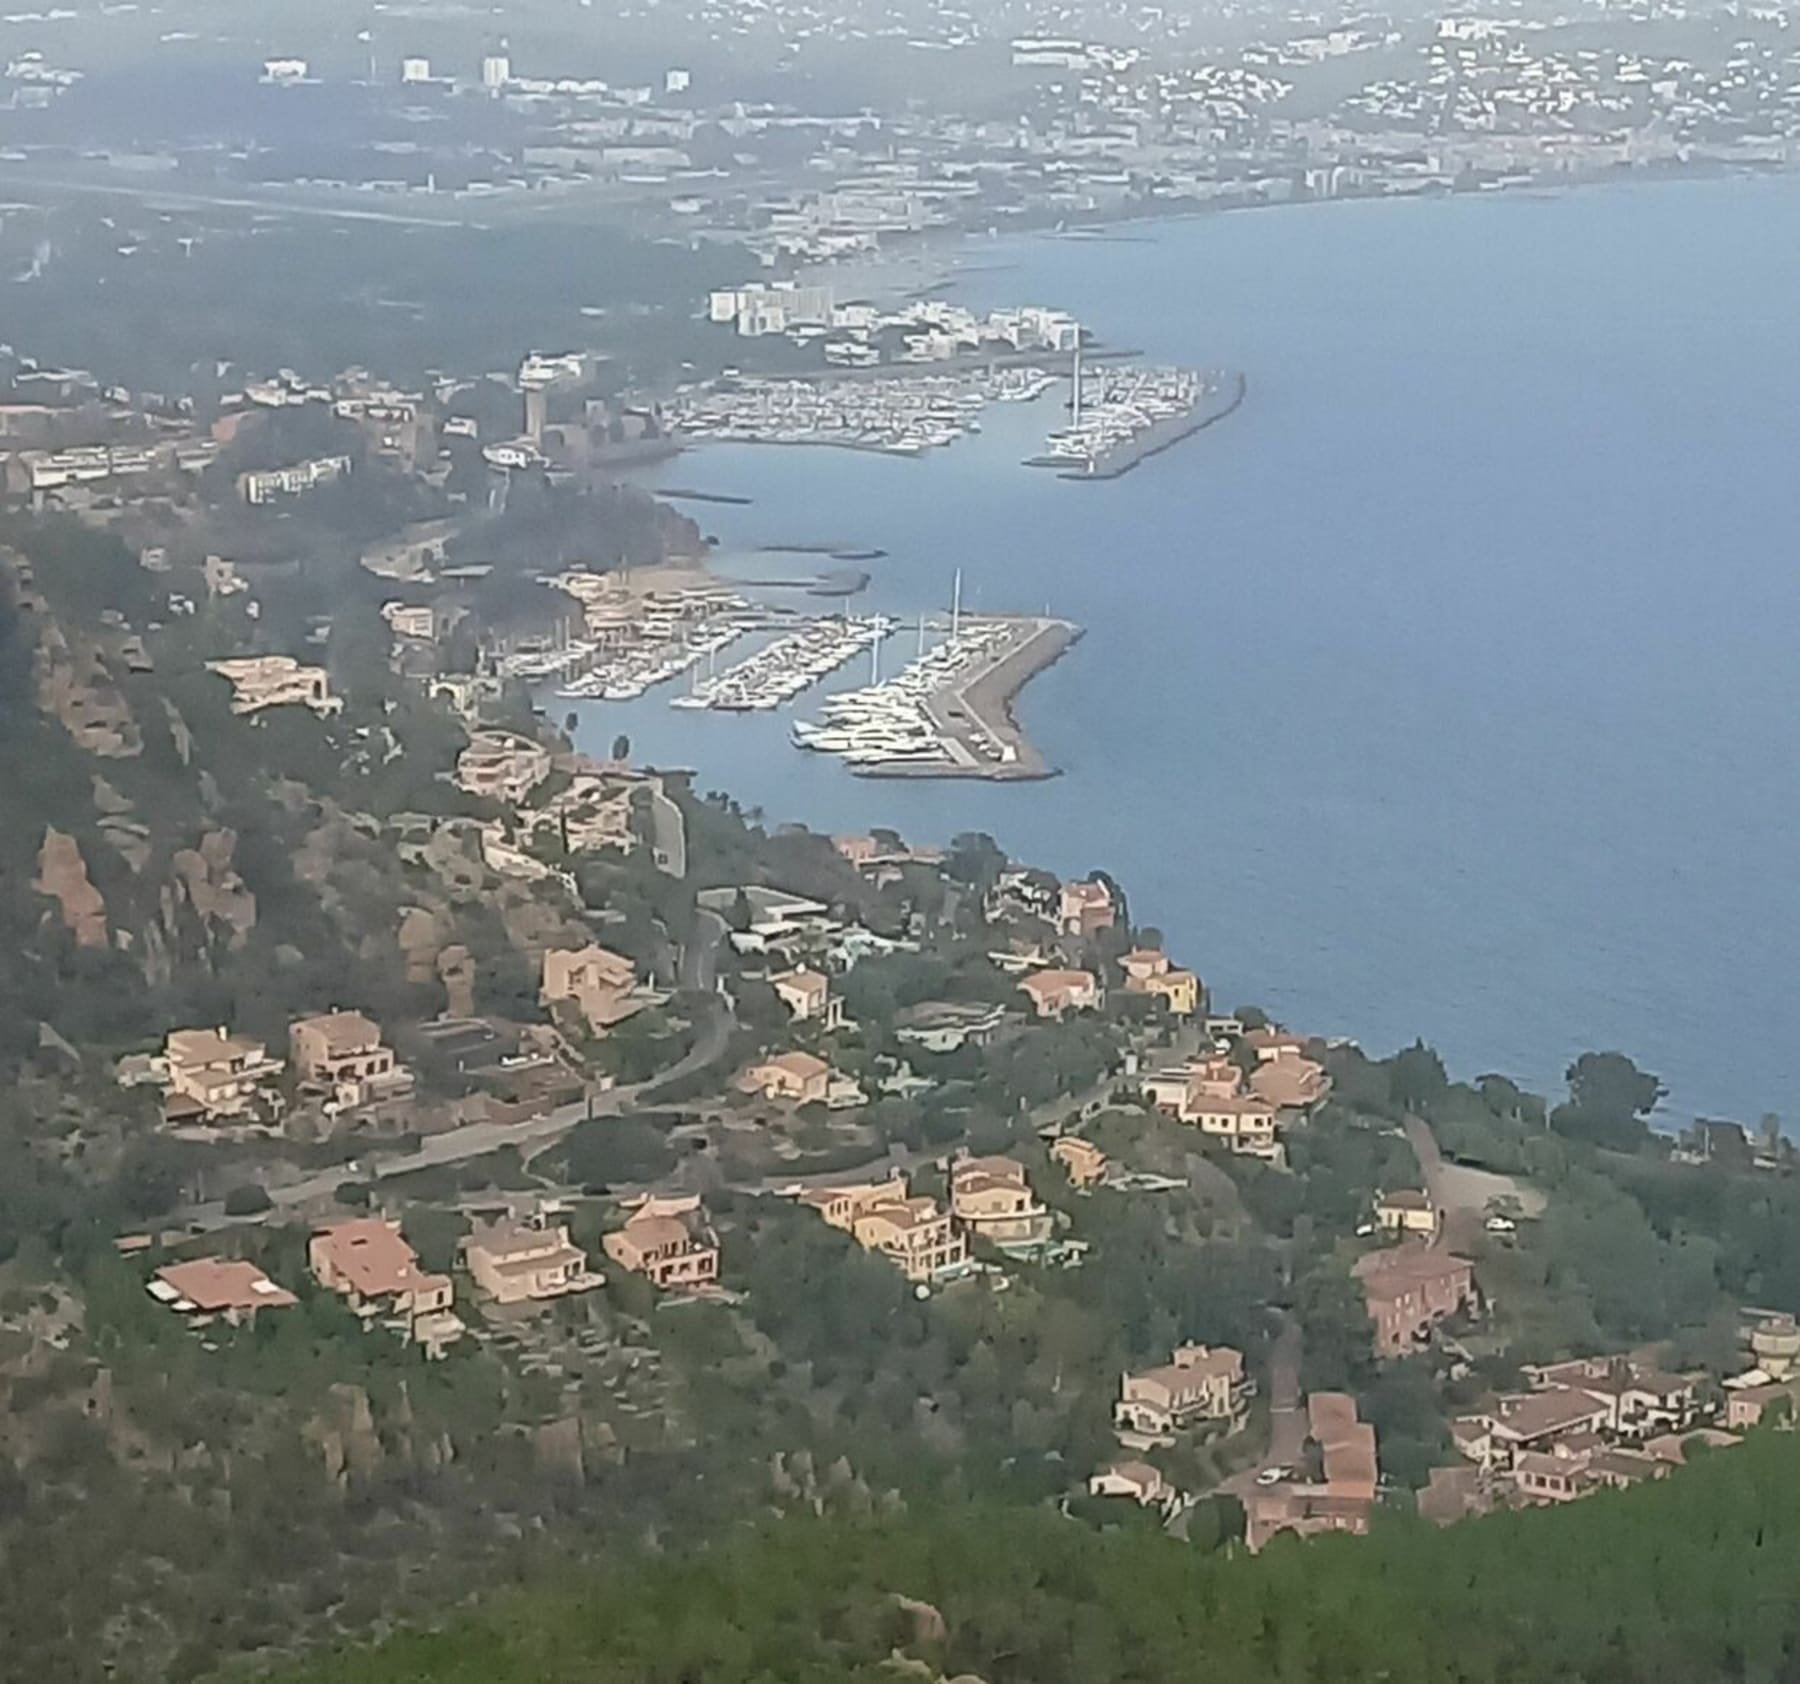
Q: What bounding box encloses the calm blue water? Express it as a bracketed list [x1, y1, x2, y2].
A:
[582, 176, 1800, 1124]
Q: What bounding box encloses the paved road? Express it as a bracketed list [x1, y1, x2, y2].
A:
[1221, 1311, 1305, 1499]
[175, 991, 737, 1234]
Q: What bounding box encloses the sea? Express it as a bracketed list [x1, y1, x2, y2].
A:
[579, 174, 1800, 1126]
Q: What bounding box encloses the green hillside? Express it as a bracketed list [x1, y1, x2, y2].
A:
[266, 1426, 1800, 1684]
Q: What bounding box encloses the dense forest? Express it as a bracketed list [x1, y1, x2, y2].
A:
[261, 1426, 1800, 1684]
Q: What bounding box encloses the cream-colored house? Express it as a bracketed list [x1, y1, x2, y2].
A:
[163, 1027, 285, 1123]
[541, 944, 645, 1033]
[1115, 1344, 1251, 1440]
[1118, 949, 1200, 1016]
[309, 1217, 463, 1354]
[289, 1010, 414, 1110]
[950, 1154, 1054, 1250]
[770, 967, 844, 1029]
[206, 655, 341, 717]
[1018, 968, 1100, 1019]
[798, 1174, 910, 1231]
[603, 1197, 719, 1292]
[1375, 1189, 1439, 1237]
[455, 729, 552, 803]
[1051, 1135, 1109, 1189]
[736, 1049, 831, 1106]
[463, 1218, 595, 1304]
[850, 1197, 968, 1284]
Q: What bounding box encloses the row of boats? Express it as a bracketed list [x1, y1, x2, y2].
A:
[790, 619, 1023, 766]
[669, 367, 1058, 459]
[555, 617, 756, 701]
[672, 615, 896, 711]
[1029, 365, 1205, 475]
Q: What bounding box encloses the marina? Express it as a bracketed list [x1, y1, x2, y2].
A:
[668, 366, 1058, 458]
[672, 614, 897, 711]
[791, 611, 1079, 780]
[1028, 364, 1246, 479]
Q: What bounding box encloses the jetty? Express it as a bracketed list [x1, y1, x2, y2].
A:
[792, 614, 1079, 781]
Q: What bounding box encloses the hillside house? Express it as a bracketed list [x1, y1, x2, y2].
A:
[1018, 968, 1099, 1019]
[950, 1154, 1054, 1250]
[736, 1049, 831, 1106]
[1115, 1344, 1251, 1441]
[1118, 949, 1200, 1015]
[148, 1258, 296, 1326]
[1353, 1246, 1477, 1357]
[162, 1027, 285, 1124]
[289, 1010, 414, 1111]
[603, 1197, 719, 1291]
[309, 1217, 463, 1354]
[463, 1217, 595, 1305]
[541, 944, 646, 1033]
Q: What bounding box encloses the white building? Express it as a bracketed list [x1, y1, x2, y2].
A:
[400, 56, 432, 83]
[480, 51, 511, 91]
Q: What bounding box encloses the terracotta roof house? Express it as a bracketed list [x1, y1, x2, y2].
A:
[798, 1173, 911, 1231]
[849, 1195, 968, 1285]
[289, 1010, 414, 1111]
[1088, 1460, 1170, 1506]
[603, 1197, 719, 1292]
[162, 1027, 285, 1124]
[1051, 1135, 1109, 1189]
[1058, 878, 1116, 938]
[736, 1049, 831, 1106]
[148, 1257, 296, 1325]
[1353, 1246, 1477, 1357]
[1248, 1053, 1331, 1112]
[309, 1217, 462, 1354]
[1116, 1344, 1251, 1442]
[1118, 949, 1200, 1015]
[1247, 1391, 1380, 1551]
[1018, 967, 1100, 1019]
[950, 1154, 1054, 1251]
[541, 943, 645, 1034]
[770, 967, 843, 1029]
[463, 1217, 595, 1305]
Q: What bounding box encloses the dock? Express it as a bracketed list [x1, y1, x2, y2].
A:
[854, 616, 1080, 781]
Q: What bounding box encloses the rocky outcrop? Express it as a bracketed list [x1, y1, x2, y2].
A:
[34, 828, 108, 948]
[305, 1383, 385, 1490]
[397, 905, 449, 985]
[168, 829, 256, 949]
[35, 623, 140, 758]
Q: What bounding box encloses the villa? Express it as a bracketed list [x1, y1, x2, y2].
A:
[770, 967, 844, 1029]
[603, 1196, 719, 1291]
[1354, 1246, 1477, 1357]
[1118, 949, 1201, 1015]
[1115, 1344, 1252, 1441]
[455, 730, 552, 804]
[309, 1217, 463, 1355]
[736, 1049, 832, 1106]
[950, 1154, 1054, 1250]
[1051, 1135, 1109, 1188]
[1018, 968, 1100, 1019]
[148, 1257, 296, 1327]
[1375, 1189, 1439, 1238]
[161, 1027, 285, 1124]
[541, 944, 646, 1034]
[1058, 878, 1116, 938]
[463, 1217, 596, 1305]
[289, 1009, 414, 1112]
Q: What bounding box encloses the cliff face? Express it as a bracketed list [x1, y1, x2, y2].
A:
[168, 829, 257, 951]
